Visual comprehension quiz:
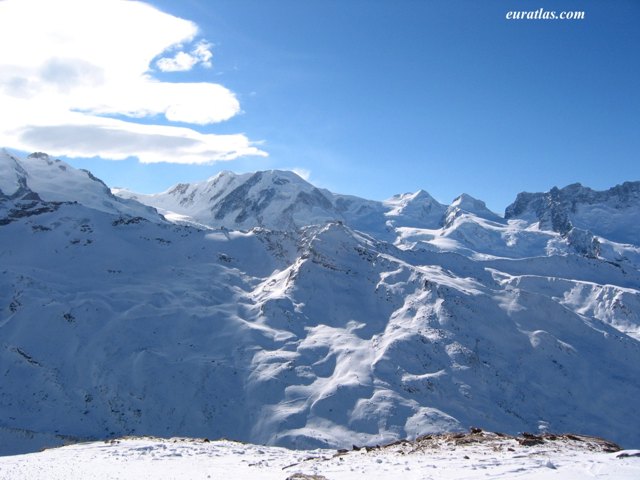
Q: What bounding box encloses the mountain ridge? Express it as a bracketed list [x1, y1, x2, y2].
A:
[1, 151, 639, 456]
[113, 163, 640, 249]
[504, 181, 640, 244]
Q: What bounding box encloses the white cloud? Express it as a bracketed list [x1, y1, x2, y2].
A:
[291, 168, 311, 181]
[156, 40, 213, 72]
[156, 52, 200, 72]
[193, 41, 214, 67]
[0, 0, 266, 164]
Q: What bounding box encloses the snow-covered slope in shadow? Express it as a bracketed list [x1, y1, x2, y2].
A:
[1, 151, 639, 455]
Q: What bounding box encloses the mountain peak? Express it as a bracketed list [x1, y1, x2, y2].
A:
[0, 149, 29, 197]
[117, 168, 337, 231]
[505, 181, 640, 243]
[1, 151, 161, 221]
[451, 193, 486, 210]
[27, 151, 52, 160]
[444, 193, 502, 228]
[382, 189, 446, 229]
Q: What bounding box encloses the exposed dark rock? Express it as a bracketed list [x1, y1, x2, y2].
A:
[505, 181, 640, 240]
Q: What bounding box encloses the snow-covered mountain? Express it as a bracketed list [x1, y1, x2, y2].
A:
[114, 170, 341, 231]
[1, 151, 639, 457]
[0, 150, 160, 223]
[382, 189, 447, 229]
[114, 171, 454, 234]
[505, 182, 640, 245]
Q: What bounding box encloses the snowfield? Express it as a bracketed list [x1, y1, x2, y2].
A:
[0, 432, 638, 479]
[1, 150, 639, 460]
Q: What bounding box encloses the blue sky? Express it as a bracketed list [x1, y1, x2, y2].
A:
[1, 0, 638, 212]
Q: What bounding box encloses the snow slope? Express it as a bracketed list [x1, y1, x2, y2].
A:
[1, 151, 640, 457]
[0, 433, 638, 480]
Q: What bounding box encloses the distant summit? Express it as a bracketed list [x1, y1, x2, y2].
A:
[116, 169, 339, 230]
[0, 149, 160, 222]
[505, 181, 640, 244]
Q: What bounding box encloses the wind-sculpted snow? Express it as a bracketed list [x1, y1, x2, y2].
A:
[1, 151, 640, 456]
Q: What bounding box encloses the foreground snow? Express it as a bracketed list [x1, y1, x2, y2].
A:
[0, 433, 638, 479]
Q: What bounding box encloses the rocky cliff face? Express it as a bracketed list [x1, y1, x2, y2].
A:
[505, 182, 640, 244]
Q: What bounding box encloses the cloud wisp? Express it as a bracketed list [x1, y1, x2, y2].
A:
[0, 0, 266, 164]
[156, 40, 214, 72]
